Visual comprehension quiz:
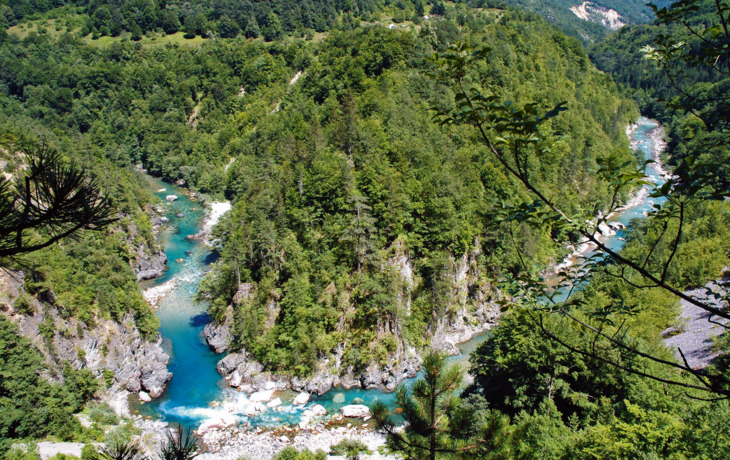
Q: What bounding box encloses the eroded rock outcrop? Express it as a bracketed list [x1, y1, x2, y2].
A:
[129, 207, 168, 282]
[0, 270, 171, 413]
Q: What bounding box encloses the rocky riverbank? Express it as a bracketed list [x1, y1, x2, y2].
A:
[215, 346, 422, 396]
[664, 273, 730, 368]
[0, 269, 171, 415]
[196, 422, 393, 460]
[545, 119, 667, 277]
[190, 201, 232, 244]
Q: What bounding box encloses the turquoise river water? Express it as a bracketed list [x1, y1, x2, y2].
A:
[135, 117, 667, 429]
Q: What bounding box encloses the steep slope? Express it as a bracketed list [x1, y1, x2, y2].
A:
[0, 1, 636, 415]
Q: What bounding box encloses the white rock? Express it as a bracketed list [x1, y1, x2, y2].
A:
[310, 404, 327, 416]
[37, 442, 84, 459]
[166, 195, 178, 201]
[293, 392, 310, 405]
[340, 404, 371, 418]
[267, 397, 282, 408]
[230, 370, 242, 387]
[197, 417, 235, 435]
[264, 381, 276, 390]
[244, 401, 266, 416]
[138, 391, 151, 403]
[250, 389, 275, 402]
[598, 221, 615, 236]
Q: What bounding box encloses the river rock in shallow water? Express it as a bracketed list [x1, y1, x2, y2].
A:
[341, 405, 371, 418]
[293, 392, 310, 405]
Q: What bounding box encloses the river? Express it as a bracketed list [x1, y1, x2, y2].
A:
[135, 117, 667, 429]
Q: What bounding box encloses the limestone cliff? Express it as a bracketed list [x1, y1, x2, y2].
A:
[206, 237, 500, 394]
[0, 270, 171, 412]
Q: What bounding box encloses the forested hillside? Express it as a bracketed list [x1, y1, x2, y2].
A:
[590, 0, 730, 201]
[0, 2, 635, 382]
[195, 14, 637, 379]
[3, 0, 729, 456]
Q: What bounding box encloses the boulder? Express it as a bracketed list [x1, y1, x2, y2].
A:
[166, 195, 178, 201]
[293, 392, 310, 405]
[197, 416, 235, 435]
[230, 370, 242, 387]
[332, 393, 345, 404]
[341, 404, 371, 418]
[138, 391, 151, 403]
[267, 397, 282, 408]
[310, 404, 327, 416]
[250, 389, 275, 403]
[217, 352, 247, 376]
[597, 221, 615, 236]
[203, 309, 232, 354]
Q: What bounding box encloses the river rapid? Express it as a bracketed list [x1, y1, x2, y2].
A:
[135, 117, 668, 432]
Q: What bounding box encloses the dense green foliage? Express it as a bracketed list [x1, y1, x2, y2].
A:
[590, 0, 730, 195]
[442, 1, 730, 456]
[373, 352, 525, 459]
[0, 315, 95, 450]
[0, 0, 635, 379]
[191, 12, 635, 376]
[5, 0, 728, 455]
[460, 200, 729, 456]
[0, 132, 161, 336]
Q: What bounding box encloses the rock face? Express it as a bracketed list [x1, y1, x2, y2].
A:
[570, 1, 626, 30]
[204, 306, 235, 353]
[129, 207, 168, 282]
[132, 239, 167, 281]
[429, 244, 501, 356]
[0, 270, 172, 411]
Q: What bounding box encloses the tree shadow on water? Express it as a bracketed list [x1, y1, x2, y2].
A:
[189, 312, 211, 327]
